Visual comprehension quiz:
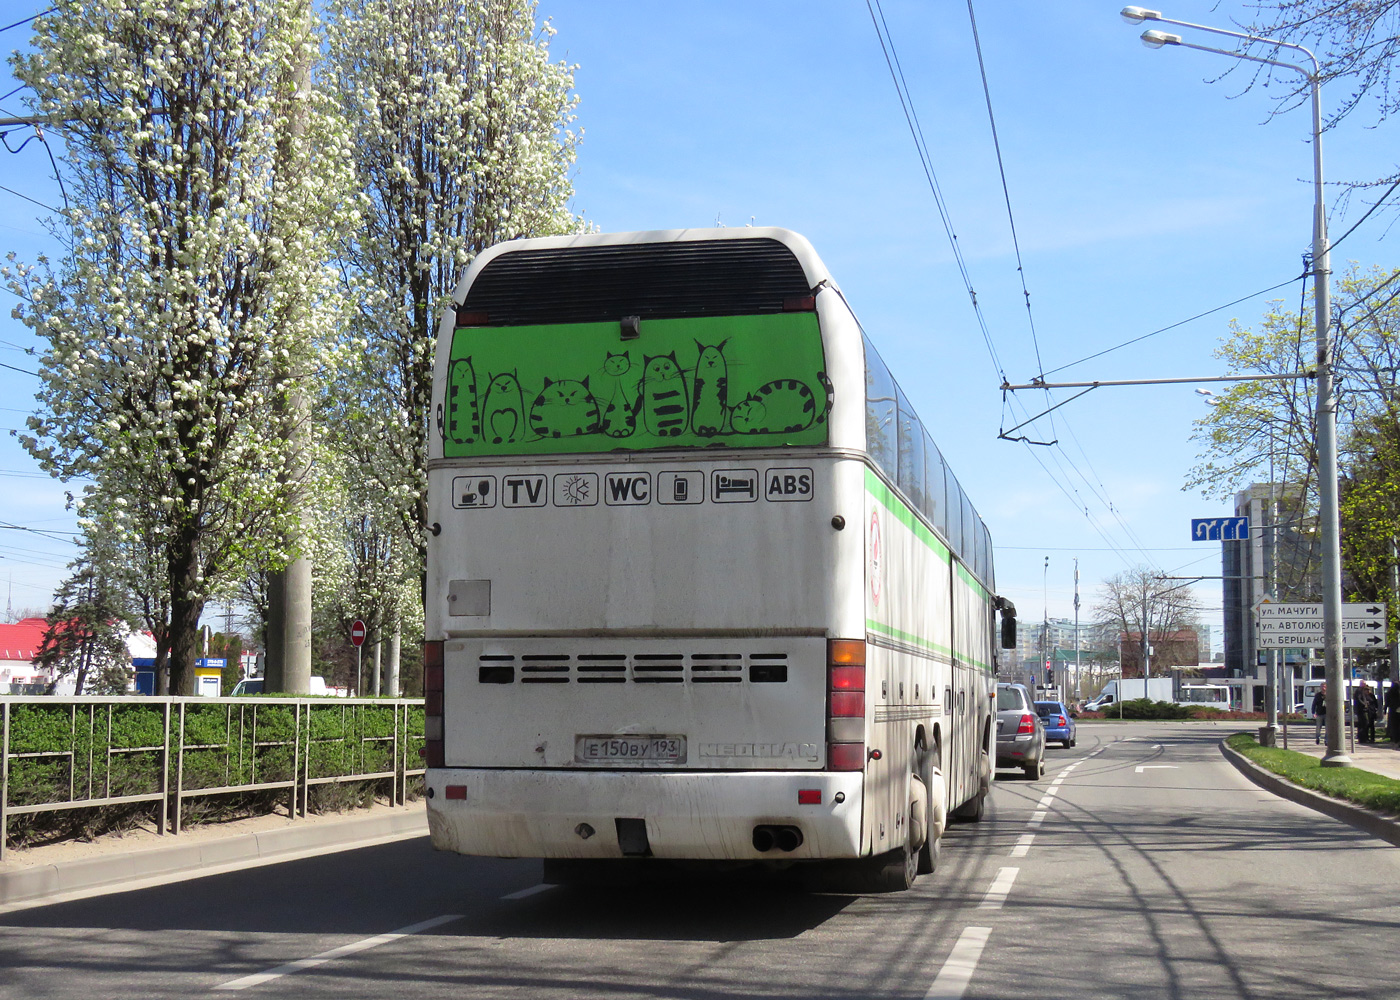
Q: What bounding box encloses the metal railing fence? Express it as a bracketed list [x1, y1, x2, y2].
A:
[0, 696, 425, 859]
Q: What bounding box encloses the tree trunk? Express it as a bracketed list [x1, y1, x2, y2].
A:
[168, 545, 205, 696]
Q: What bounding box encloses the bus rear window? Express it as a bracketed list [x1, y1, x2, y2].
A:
[440, 312, 830, 458]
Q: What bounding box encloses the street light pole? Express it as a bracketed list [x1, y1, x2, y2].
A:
[1121, 6, 1350, 765]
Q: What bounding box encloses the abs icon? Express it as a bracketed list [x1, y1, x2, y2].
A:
[765, 467, 813, 502]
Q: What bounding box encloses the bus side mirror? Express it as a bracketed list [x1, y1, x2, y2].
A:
[1000, 612, 1016, 649]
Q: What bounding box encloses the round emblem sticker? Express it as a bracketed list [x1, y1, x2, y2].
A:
[869, 511, 882, 607]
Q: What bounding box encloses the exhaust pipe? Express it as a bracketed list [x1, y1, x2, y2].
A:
[752, 825, 804, 852]
[773, 826, 804, 852]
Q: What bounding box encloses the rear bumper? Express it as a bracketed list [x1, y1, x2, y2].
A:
[425, 767, 864, 860]
[995, 737, 1039, 765]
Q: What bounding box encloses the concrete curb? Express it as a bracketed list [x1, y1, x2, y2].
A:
[0, 808, 428, 907]
[1219, 738, 1400, 848]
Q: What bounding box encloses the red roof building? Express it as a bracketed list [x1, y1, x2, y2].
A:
[0, 617, 50, 687]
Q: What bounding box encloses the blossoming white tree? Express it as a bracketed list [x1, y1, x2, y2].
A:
[8, 0, 356, 694]
[324, 0, 584, 577]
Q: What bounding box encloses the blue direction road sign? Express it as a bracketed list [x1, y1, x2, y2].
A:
[1191, 516, 1249, 541]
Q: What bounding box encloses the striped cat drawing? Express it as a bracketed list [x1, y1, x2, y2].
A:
[729, 373, 833, 434]
[639, 352, 689, 437]
[529, 377, 600, 438]
[445, 356, 479, 445]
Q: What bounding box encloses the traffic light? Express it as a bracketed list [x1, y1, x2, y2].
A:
[1047, 667, 1055, 685]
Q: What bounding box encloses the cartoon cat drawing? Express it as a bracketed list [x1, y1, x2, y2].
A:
[690, 340, 729, 436]
[481, 370, 525, 444]
[729, 373, 833, 434]
[445, 356, 479, 445]
[639, 352, 689, 437]
[599, 351, 637, 438]
[602, 351, 632, 379]
[529, 377, 600, 438]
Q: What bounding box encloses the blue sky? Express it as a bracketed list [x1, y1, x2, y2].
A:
[1, 1, 1396, 645]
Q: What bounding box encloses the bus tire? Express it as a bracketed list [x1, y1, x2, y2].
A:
[952, 787, 985, 822]
[952, 750, 989, 823]
[915, 752, 941, 875]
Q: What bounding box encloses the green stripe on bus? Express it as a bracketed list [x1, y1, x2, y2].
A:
[864, 467, 950, 564]
[864, 467, 992, 600]
[865, 620, 993, 673]
[955, 562, 991, 602]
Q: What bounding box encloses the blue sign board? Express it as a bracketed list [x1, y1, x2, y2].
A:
[1191, 516, 1249, 541]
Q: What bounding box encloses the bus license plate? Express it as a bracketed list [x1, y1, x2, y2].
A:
[576, 735, 687, 764]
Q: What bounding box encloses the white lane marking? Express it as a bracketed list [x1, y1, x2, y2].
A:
[212, 914, 462, 991]
[1135, 765, 1178, 774]
[1049, 777, 1065, 787]
[500, 883, 553, 900]
[1027, 810, 1047, 827]
[923, 926, 992, 1000]
[978, 867, 1019, 910]
[1152, 744, 1171, 748]
[1036, 788, 1056, 807]
[1010, 834, 1034, 858]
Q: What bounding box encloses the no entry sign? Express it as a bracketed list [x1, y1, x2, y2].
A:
[350, 619, 367, 647]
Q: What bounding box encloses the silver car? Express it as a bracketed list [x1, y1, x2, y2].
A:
[995, 682, 1045, 780]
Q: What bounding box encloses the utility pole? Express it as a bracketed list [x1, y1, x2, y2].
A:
[1074, 558, 1082, 704]
[1042, 556, 1050, 694]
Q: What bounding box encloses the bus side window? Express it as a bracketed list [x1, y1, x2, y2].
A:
[924, 431, 947, 537]
[961, 491, 977, 568]
[945, 471, 963, 557]
[864, 336, 898, 481]
[896, 384, 925, 511]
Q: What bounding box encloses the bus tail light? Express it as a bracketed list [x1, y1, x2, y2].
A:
[423, 640, 445, 768]
[827, 639, 866, 770]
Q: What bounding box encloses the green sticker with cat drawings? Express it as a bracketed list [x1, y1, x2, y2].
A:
[440, 312, 831, 458]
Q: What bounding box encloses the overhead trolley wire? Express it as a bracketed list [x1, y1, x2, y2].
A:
[867, 3, 1167, 575]
[865, 0, 1007, 384]
[965, 0, 1047, 381]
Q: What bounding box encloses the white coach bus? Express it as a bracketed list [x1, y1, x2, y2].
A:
[422, 228, 1016, 891]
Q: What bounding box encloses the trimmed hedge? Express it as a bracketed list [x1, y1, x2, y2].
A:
[3, 699, 425, 849]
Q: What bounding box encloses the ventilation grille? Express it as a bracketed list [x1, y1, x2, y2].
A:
[460, 239, 811, 325]
[476, 651, 789, 685]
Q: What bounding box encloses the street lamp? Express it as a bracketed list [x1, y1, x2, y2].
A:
[1122, 8, 1349, 767]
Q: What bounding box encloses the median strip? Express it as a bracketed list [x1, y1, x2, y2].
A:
[1224, 733, 1400, 818]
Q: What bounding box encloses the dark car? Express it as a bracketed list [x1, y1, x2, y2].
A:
[1034, 700, 1077, 748]
[995, 682, 1045, 780]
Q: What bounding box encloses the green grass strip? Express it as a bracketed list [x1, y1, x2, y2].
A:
[1226, 732, 1400, 817]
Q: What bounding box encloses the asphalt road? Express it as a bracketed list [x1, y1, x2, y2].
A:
[2, 722, 1397, 999]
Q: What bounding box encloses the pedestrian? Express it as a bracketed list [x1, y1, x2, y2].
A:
[1353, 680, 1378, 743]
[1386, 681, 1400, 745]
[1312, 683, 1327, 745]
